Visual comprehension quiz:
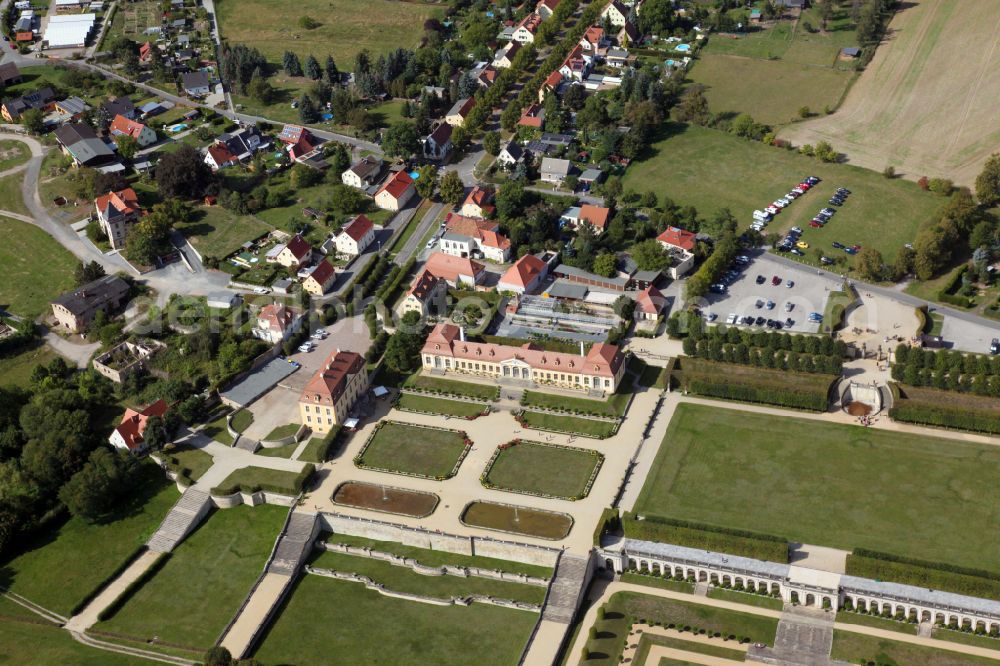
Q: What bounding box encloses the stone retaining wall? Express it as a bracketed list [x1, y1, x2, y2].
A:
[210, 489, 297, 509]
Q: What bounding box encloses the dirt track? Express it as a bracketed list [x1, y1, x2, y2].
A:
[779, 0, 1000, 186]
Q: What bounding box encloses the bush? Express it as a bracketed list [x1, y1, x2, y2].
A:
[847, 550, 1000, 601]
[883, 165, 895, 179]
[210, 465, 315, 496]
[622, 512, 789, 563]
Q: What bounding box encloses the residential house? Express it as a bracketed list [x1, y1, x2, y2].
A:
[518, 103, 545, 129]
[109, 399, 169, 453]
[617, 20, 640, 46]
[606, 47, 631, 68]
[579, 167, 604, 189]
[536, 0, 560, 19]
[301, 259, 337, 295]
[635, 285, 667, 321]
[475, 66, 499, 88]
[268, 234, 313, 268]
[253, 303, 302, 344]
[498, 254, 548, 294]
[279, 124, 325, 167]
[496, 141, 523, 169]
[52, 96, 88, 119]
[95, 187, 142, 250]
[298, 349, 369, 434]
[656, 226, 697, 279]
[138, 41, 153, 62]
[440, 213, 511, 263]
[181, 71, 210, 97]
[511, 13, 543, 43]
[341, 155, 383, 190]
[422, 251, 485, 287]
[1, 86, 55, 121]
[109, 114, 158, 147]
[374, 170, 416, 211]
[423, 122, 453, 160]
[54, 123, 118, 169]
[601, 0, 630, 27]
[204, 143, 239, 171]
[445, 97, 476, 127]
[540, 157, 572, 184]
[492, 40, 521, 69]
[50, 275, 130, 333]
[461, 186, 495, 218]
[333, 214, 376, 257]
[559, 44, 592, 82]
[579, 25, 607, 54]
[540, 70, 563, 102]
[420, 323, 626, 393]
[401, 269, 448, 316]
[217, 124, 264, 161]
[0, 63, 22, 86]
[578, 203, 611, 233]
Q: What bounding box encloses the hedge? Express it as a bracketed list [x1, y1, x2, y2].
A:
[846, 550, 1000, 602]
[675, 357, 834, 411]
[688, 378, 829, 411]
[96, 552, 170, 622]
[623, 513, 789, 563]
[935, 265, 975, 308]
[376, 256, 415, 307]
[299, 427, 342, 464]
[210, 464, 315, 496]
[593, 507, 621, 546]
[888, 401, 1000, 435]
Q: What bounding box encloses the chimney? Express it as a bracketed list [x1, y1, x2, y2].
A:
[459, 327, 466, 342]
[579, 341, 585, 357]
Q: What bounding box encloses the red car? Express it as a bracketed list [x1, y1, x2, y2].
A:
[809, 221, 822, 228]
[771, 275, 782, 286]
[798, 183, 811, 190]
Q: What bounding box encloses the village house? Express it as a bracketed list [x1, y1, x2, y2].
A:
[421, 323, 626, 393]
[109, 399, 169, 454]
[578, 203, 611, 233]
[492, 40, 521, 69]
[656, 226, 697, 278]
[498, 254, 548, 294]
[540, 157, 573, 185]
[579, 25, 608, 54]
[1, 86, 55, 122]
[601, 0, 631, 27]
[298, 349, 369, 434]
[204, 143, 239, 171]
[267, 234, 314, 268]
[95, 187, 142, 250]
[400, 269, 448, 316]
[559, 44, 593, 82]
[511, 13, 543, 43]
[518, 103, 545, 129]
[341, 155, 383, 190]
[0, 62, 22, 86]
[301, 259, 337, 295]
[333, 214, 376, 257]
[375, 170, 416, 211]
[253, 303, 302, 344]
[440, 213, 512, 263]
[421, 251, 486, 287]
[635, 285, 667, 321]
[536, 0, 561, 19]
[461, 186, 495, 218]
[445, 97, 476, 127]
[496, 141, 524, 169]
[54, 123, 118, 169]
[424, 122, 453, 160]
[50, 275, 130, 333]
[211, 124, 264, 164]
[109, 114, 158, 147]
[541, 71, 564, 102]
[181, 71, 210, 97]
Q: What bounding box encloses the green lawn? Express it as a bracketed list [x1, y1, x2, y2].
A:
[310, 550, 545, 605]
[634, 403, 1000, 571]
[3, 462, 177, 616]
[96, 505, 286, 649]
[211, 467, 308, 496]
[256, 442, 298, 458]
[253, 571, 536, 666]
[520, 411, 618, 438]
[396, 393, 486, 418]
[0, 343, 59, 389]
[635, 634, 747, 662]
[404, 374, 501, 401]
[369, 99, 410, 128]
[932, 628, 1000, 651]
[623, 123, 943, 261]
[621, 571, 696, 595]
[0, 173, 29, 218]
[831, 630, 998, 666]
[0, 618, 147, 665]
[174, 206, 271, 260]
[203, 412, 234, 445]
[483, 441, 602, 500]
[0, 139, 30, 171]
[263, 423, 300, 440]
[707, 588, 784, 611]
[298, 436, 333, 463]
[836, 612, 918, 635]
[160, 444, 214, 482]
[356, 421, 469, 479]
[324, 533, 551, 579]
[521, 389, 628, 417]
[0, 219, 76, 320]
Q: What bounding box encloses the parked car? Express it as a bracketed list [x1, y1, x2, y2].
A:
[765, 205, 780, 215]
[709, 283, 726, 294]
[726, 313, 737, 325]
[766, 300, 775, 310]
[791, 248, 805, 256]
[755, 316, 766, 326]
[756, 275, 766, 284]
[821, 207, 836, 216]
[836, 187, 850, 195]
[753, 210, 771, 221]
[704, 312, 718, 322]
[771, 275, 782, 285]
[820, 256, 834, 265]
[844, 247, 858, 255]
[785, 302, 794, 312]
[785, 318, 794, 328]
[796, 241, 809, 249]
[791, 226, 803, 234]
[253, 287, 270, 295]
[809, 221, 822, 228]
[832, 241, 845, 249]
[786, 280, 794, 288]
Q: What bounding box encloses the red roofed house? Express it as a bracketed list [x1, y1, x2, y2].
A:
[401, 269, 448, 316]
[635, 285, 667, 321]
[421, 323, 626, 393]
[460, 186, 495, 218]
[278, 125, 321, 163]
[301, 259, 337, 296]
[269, 234, 314, 268]
[580, 25, 607, 54]
[298, 349, 368, 433]
[422, 251, 485, 287]
[204, 142, 239, 171]
[476, 66, 499, 88]
[139, 41, 153, 62]
[424, 122, 453, 160]
[95, 188, 143, 250]
[579, 204, 611, 233]
[109, 399, 169, 453]
[109, 114, 157, 147]
[333, 214, 376, 256]
[540, 70, 563, 103]
[445, 97, 476, 127]
[498, 254, 548, 294]
[441, 213, 511, 263]
[511, 13, 543, 43]
[536, 0, 561, 19]
[656, 226, 697, 278]
[518, 103, 544, 129]
[559, 44, 593, 82]
[375, 170, 416, 211]
[254, 303, 302, 344]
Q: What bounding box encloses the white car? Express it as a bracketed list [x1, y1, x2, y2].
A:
[765, 205, 780, 215]
[311, 332, 326, 340]
[297, 343, 314, 353]
[772, 200, 787, 209]
[253, 287, 269, 295]
[752, 210, 770, 221]
[790, 226, 803, 234]
[726, 313, 737, 325]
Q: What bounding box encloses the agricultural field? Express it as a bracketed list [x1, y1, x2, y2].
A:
[0, 219, 77, 319]
[623, 123, 943, 260]
[634, 403, 1000, 572]
[780, 0, 1000, 186]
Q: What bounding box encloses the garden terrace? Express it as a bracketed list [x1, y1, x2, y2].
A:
[396, 393, 488, 419]
[402, 374, 500, 401]
[298, 426, 342, 464]
[482, 440, 603, 500]
[520, 389, 629, 418]
[672, 356, 834, 411]
[332, 481, 439, 518]
[210, 465, 313, 496]
[830, 630, 998, 666]
[354, 421, 471, 480]
[634, 403, 1000, 571]
[461, 501, 573, 541]
[619, 513, 788, 564]
[518, 411, 618, 439]
[251, 570, 537, 666]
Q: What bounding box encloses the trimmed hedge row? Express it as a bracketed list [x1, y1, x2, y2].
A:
[300, 427, 342, 464]
[96, 552, 170, 622]
[846, 550, 1000, 602]
[210, 464, 315, 497]
[935, 265, 975, 308]
[593, 507, 621, 547]
[623, 513, 789, 563]
[687, 378, 829, 412]
[889, 401, 1000, 435]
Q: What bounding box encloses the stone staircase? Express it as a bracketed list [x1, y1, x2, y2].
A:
[147, 488, 212, 553]
[752, 606, 838, 666]
[266, 512, 319, 577]
[233, 436, 259, 453]
[541, 553, 590, 624]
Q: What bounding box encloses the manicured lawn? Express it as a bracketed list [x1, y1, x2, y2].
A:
[0, 219, 77, 319]
[397, 393, 486, 418]
[211, 467, 308, 496]
[309, 550, 545, 605]
[298, 436, 333, 463]
[160, 444, 214, 482]
[256, 442, 298, 458]
[634, 403, 1000, 571]
[324, 533, 552, 579]
[0, 618, 147, 665]
[521, 389, 628, 417]
[623, 123, 943, 261]
[3, 462, 177, 616]
[520, 411, 618, 438]
[404, 374, 501, 401]
[0, 139, 30, 171]
[232, 410, 253, 434]
[356, 421, 469, 479]
[687, 54, 854, 126]
[932, 628, 1000, 651]
[836, 612, 918, 635]
[174, 206, 271, 260]
[830, 630, 997, 666]
[0, 343, 59, 388]
[707, 588, 784, 611]
[483, 441, 603, 500]
[635, 634, 747, 662]
[621, 571, 695, 595]
[263, 423, 299, 440]
[203, 412, 234, 445]
[369, 99, 410, 128]
[96, 504, 286, 649]
[252, 572, 537, 666]
[216, 0, 443, 69]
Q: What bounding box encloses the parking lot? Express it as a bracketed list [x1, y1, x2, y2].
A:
[699, 253, 842, 334]
[940, 314, 1000, 355]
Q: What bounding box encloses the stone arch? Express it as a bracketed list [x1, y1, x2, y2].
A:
[771, 582, 780, 595]
[976, 620, 986, 633]
[921, 610, 931, 623]
[710, 572, 720, 584]
[822, 596, 832, 609]
[962, 617, 972, 630]
[628, 558, 637, 570]
[722, 574, 732, 586]
[907, 608, 917, 622]
[686, 568, 695, 580]
[805, 593, 816, 607]
[698, 570, 708, 582]
[605, 558, 614, 570]
[856, 599, 867, 613]
[790, 591, 800, 604]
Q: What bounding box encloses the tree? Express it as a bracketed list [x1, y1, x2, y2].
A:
[384, 311, 425, 373]
[814, 141, 837, 162]
[892, 245, 915, 279]
[247, 70, 274, 103]
[415, 165, 438, 200]
[975, 153, 1000, 206]
[114, 134, 139, 160]
[20, 108, 43, 134]
[593, 253, 617, 278]
[451, 125, 469, 152]
[204, 647, 234, 666]
[439, 170, 465, 205]
[382, 122, 419, 158]
[305, 54, 321, 80]
[74, 260, 106, 286]
[675, 86, 710, 125]
[496, 181, 528, 222]
[58, 448, 138, 522]
[324, 56, 340, 85]
[854, 247, 884, 281]
[282, 51, 303, 77]
[912, 229, 948, 280]
[156, 145, 212, 199]
[483, 131, 501, 157]
[631, 239, 673, 272]
[298, 95, 319, 123]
